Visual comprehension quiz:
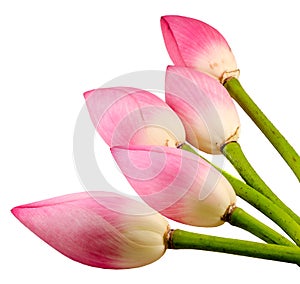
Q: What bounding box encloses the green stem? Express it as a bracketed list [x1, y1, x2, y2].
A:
[224, 173, 300, 246]
[224, 77, 300, 182]
[168, 229, 300, 264]
[227, 207, 295, 246]
[181, 143, 300, 245]
[221, 141, 300, 225]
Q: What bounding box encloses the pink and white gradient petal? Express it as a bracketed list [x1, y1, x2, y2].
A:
[11, 191, 168, 269]
[84, 87, 185, 147]
[161, 15, 239, 82]
[111, 146, 236, 227]
[165, 66, 240, 154]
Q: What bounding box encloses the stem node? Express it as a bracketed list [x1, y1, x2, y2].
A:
[222, 204, 237, 222]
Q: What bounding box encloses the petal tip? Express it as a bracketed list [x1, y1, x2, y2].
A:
[11, 205, 24, 222]
[160, 15, 170, 26]
[83, 89, 95, 100]
[11, 206, 18, 217]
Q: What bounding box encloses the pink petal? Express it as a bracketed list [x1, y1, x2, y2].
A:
[161, 15, 238, 82]
[165, 66, 240, 154]
[12, 191, 168, 269]
[84, 87, 185, 147]
[111, 146, 236, 227]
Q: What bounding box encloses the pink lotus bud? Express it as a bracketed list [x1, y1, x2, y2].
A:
[84, 87, 185, 147]
[166, 66, 240, 154]
[11, 191, 169, 269]
[112, 146, 236, 227]
[161, 15, 239, 83]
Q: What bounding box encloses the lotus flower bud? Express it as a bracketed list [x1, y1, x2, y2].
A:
[161, 15, 239, 83]
[165, 66, 240, 154]
[112, 146, 236, 227]
[11, 191, 169, 269]
[84, 87, 185, 147]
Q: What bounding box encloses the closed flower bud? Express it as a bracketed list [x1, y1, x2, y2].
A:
[11, 191, 169, 269]
[166, 66, 240, 154]
[112, 146, 236, 227]
[84, 87, 185, 147]
[161, 15, 239, 83]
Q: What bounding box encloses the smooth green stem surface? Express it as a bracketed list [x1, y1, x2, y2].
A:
[222, 141, 300, 225]
[181, 143, 300, 244]
[224, 77, 300, 182]
[224, 172, 300, 246]
[169, 229, 300, 264]
[228, 207, 295, 246]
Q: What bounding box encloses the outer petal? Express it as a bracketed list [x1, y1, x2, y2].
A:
[12, 191, 168, 269]
[111, 146, 236, 227]
[161, 15, 239, 82]
[166, 66, 240, 154]
[84, 87, 185, 147]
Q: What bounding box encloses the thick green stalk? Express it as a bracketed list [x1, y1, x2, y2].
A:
[168, 229, 300, 264]
[181, 143, 300, 244]
[224, 172, 300, 246]
[221, 141, 300, 225]
[224, 77, 300, 182]
[226, 207, 295, 246]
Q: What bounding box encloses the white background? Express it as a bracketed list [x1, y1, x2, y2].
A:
[1, 0, 300, 283]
